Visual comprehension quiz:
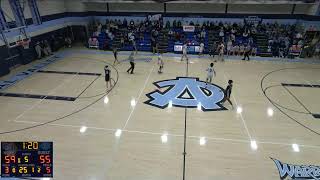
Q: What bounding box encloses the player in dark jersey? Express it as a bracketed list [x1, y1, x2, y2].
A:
[126, 51, 135, 74]
[223, 80, 233, 109]
[104, 65, 111, 90]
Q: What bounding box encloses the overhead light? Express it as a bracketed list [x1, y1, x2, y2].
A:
[292, 144, 300, 152]
[161, 134, 168, 143]
[199, 137, 206, 146]
[267, 108, 274, 117]
[104, 96, 109, 104]
[131, 98, 136, 107]
[115, 129, 122, 137]
[250, 140, 258, 150]
[80, 126, 87, 133]
[237, 106, 243, 114]
[168, 100, 173, 108]
[197, 102, 202, 111]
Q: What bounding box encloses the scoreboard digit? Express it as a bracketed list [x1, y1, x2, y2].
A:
[1, 142, 53, 178]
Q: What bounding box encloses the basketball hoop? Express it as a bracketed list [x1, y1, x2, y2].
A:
[17, 39, 30, 49]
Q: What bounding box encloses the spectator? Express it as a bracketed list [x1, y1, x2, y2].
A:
[218, 42, 225, 61]
[65, 37, 72, 48]
[232, 44, 239, 56]
[226, 39, 233, 57]
[239, 44, 245, 56]
[315, 42, 320, 58]
[199, 42, 204, 56]
[230, 33, 236, 42]
[97, 23, 102, 33]
[119, 35, 124, 47]
[173, 20, 177, 28]
[105, 30, 113, 41]
[49, 35, 57, 52]
[251, 46, 257, 56]
[88, 37, 99, 49]
[175, 32, 181, 42]
[219, 28, 224, 41]
[165, 21, 170, 29]
[35, 41, 42, 59]
[209, 41, 217, 58]
[200, 29, 206, 40]
[168, 30, 174, 40]
[243, 30, 249, 39]
[123, 19, 127, 27]
[43, 40, 52, 56]
[129, 19, 134, 26]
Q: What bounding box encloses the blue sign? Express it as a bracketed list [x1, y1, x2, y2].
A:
[145, 77, 226, 111]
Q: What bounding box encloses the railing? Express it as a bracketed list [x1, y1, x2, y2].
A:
[82, 0, 319, 4]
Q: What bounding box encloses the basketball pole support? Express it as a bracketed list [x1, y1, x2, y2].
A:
[1, 0, 29, 60]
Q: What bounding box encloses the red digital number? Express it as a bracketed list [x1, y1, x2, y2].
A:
[39, 155, 51, 164]
[46, 167, 51, 174]
[4, 155, 16, 163]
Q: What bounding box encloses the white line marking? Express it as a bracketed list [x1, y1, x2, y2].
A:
[8, 60, 94, 123]
[222, 70, 252, 140]
[295, 70, 315, 87]
[8, 73, 78, 122]
[12, 120, 320, 149]
[13, 120, 116, 131]
[122, 62, 155, 129]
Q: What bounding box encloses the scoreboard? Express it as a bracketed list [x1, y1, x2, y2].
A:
[1, 142, 53, 178]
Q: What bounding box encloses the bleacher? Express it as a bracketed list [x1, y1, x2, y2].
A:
[88, 19, 313, 59]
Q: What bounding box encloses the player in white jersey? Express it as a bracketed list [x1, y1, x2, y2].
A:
[158, 53, 164, 73]
[181, 44, 188, 61]
[206, 63, 216, 83]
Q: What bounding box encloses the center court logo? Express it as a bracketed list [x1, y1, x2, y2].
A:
[144, 77, 226, 111]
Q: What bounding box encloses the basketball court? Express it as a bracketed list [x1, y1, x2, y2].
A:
[0, 48, 319, 179]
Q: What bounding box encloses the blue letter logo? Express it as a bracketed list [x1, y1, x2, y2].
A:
[145, 77, 226, 111]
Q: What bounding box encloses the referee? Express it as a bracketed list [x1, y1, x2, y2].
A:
[242, 44, 251, 61]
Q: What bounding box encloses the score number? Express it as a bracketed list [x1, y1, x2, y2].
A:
[4, 155, 29, 163]
[4, 155, 51, 164]
[4, 166, 52, 174]
[39, 155, 51, 164]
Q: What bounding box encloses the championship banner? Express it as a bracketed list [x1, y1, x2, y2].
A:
[245, 16, 262, 25]
[183, 25, 195, 32]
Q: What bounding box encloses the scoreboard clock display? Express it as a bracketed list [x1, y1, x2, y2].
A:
[1, 142, 53, 178]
